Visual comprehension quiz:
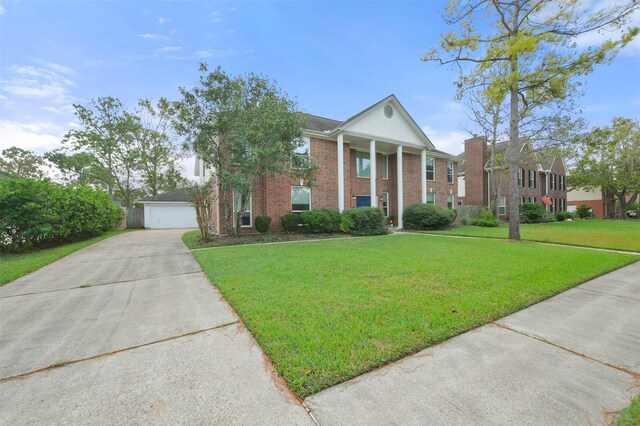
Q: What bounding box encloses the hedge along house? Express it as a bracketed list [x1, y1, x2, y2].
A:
[196, 94, 460, 234]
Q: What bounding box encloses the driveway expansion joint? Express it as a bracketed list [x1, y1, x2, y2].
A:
[0, 270, 203, 299]
[0, 320, 239, 382]
[574, 286, 640, 302]
[494, 322, 640, 378]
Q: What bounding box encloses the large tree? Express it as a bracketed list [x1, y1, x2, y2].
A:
[51, 97, 142, 206]
[423, 0, 638, 240]
[0, 147, 47, 179]
[174, 64, 317, 236]
[569, 117, 640, 220]
[136, 98, 186, 197]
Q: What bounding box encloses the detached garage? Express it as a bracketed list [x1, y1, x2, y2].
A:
[138, 189, 198, 229]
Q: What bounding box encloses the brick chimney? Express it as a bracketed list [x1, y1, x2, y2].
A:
[463, 137, 488, 206]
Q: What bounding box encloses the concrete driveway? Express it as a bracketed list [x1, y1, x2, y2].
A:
[0, 230, 313, 424]
[306, 261, 640, 425]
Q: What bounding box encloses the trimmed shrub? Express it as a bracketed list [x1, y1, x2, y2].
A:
[0, 179, 121, 252]
[343, 207, 386, 236]
[255, 215, 271, 234]
[555, 211, 570, 221]
[280, 213, 300, 233]
[403, 203, 456, 230]
[541, 211, 557, 223]
[300, 209, 341, 233]
[471, 209, 500, 227]
[339, 213, 355, 233]
[576, 204, 593, 219]
[520, 202, 547, 223]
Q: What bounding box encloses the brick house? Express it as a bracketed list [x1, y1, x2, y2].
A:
[457, 137, 568, 218]
[197, 95, 460, 234]
[567, 188, 617, 218]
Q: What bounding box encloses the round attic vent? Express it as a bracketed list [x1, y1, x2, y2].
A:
[384, 104, 393, 118]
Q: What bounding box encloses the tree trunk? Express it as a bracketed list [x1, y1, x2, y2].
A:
[507, 58, 521, 240]
[618, 193, 628, 220]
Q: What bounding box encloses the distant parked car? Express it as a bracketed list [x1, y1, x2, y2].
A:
[626, 209, 639, 218]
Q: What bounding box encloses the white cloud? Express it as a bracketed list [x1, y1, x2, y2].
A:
[421, 125, 468, 156]
[137, 33, 157, 39]
[0, 120, 65, 153]
[158, 45, 183, 52]
[211, 11, 221, 23]
[2, 63, 76, 104]
[229, 7, 238, 12]
[0, 5, 5, 15]
[157, 17, 169, 24]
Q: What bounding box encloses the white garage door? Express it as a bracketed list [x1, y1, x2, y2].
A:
[146, 203, 198, 229]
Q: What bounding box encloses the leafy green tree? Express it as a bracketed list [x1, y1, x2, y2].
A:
[51, 97, 142, 207]
[569, 118, 640, 220]
[136, 98, 187, 197]
[0, 146, 47, 179]
[174, 64, 318, 236]
[423, 0, 638, 240]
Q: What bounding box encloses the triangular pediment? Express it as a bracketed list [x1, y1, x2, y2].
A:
[337, 95, 434, 149]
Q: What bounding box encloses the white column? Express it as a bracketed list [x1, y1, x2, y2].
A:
[397, 145, 404, 229]
[370, 140, 377, 207]
[421, 149, 427, 203]
[337, 133, 345, 212]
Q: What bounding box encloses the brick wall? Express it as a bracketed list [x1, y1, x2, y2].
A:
[463, 137, 487, 205]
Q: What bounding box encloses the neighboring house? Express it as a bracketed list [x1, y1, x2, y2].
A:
[566, 187, 617, 218]
[457, 137, 568, 218]
[137, 189, 198, 229]
[197, 94, 460, 234]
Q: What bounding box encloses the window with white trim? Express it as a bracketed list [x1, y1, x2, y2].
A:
[447, 161, 454, 183]
[291, 186, 311, 212]
[381, 192, 389, 217]
[291, 137, 310, 169]
[447, 194, 454, 209]
[550, 198, 555, 213]
[559, 175, 565, 191]
[233, 190, 252, 227]
[382, 155, 389, 180]
[356, 152, 371, 178]
[517, 168, 524, 187]
[529, 196, 537, 203]
[426, 193, 435, 204]
[498, 197, 506, 215]
[529, 169, 536, 188]
[559, 198, 565, 211]
[426, 157, 435, 181]
[550, 174, 556, 190]
[519, 196, 525, 205]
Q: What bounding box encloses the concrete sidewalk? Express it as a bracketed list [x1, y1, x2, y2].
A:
[0, 230, 313, 424]
[306, 261, 640, 425]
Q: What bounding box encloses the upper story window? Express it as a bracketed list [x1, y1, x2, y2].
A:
[559, 175, 565, 191]
[550, 174, 556, 190]
[426, 157, 435, 181]
[291, 186, 311, 212]
[291, 137, 310, 169]
[356, 152, 371, 178]
[528, 169, 536, 188]
[447, 161, 454, 183]
[517, 168, 524, 187]
[382, 155, 389, 179]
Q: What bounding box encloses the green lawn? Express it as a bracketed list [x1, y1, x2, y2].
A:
[192, 234, 638, 397]
[0, 230, 133, 286]
[423, 220, 640, 252]
[615, 394, 640, 426]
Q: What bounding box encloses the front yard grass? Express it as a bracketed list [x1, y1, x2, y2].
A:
[0, 230, 133, 286]
[614, 394, 640, 426]
[423, 220, 640, 252]
[182, 229, 350, 250]
[192, 233, 638, 398]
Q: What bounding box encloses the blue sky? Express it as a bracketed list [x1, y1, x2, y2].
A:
[1, 0, 639, 176]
